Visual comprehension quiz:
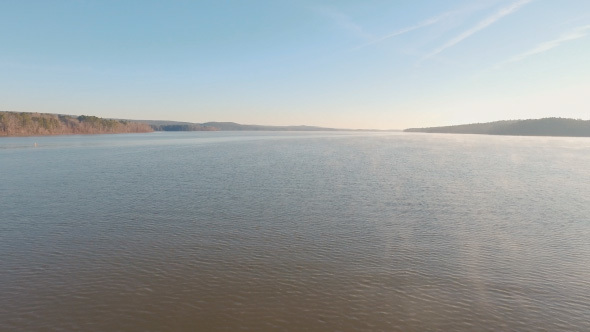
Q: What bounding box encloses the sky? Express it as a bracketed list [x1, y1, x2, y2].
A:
[1, 0, 589, 129]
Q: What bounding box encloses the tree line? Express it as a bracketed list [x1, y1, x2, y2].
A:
[404, 118, 590, 137]
[150, 124, 218, 131]
[0, 112, 153, 136]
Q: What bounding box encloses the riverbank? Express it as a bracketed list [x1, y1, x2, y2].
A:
[0, 112, 153, 137]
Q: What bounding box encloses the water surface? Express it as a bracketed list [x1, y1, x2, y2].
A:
[2, 131, 590, 331]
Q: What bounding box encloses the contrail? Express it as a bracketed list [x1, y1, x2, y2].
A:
[422, 0, 534, 61]
[352, 14, 446, 51]
[497, 24, 590, 67]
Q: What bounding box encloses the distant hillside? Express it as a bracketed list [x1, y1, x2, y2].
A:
[137, 120, 215, 131]
[0, 111, 379, 136]
[404, 118, 590, 137]
[139, 120, 340, 131]
[201, 122, 339, 131]
[0, 112, 153, 136]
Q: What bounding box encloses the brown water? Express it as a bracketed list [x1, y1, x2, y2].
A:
[1, 132, 590, 331]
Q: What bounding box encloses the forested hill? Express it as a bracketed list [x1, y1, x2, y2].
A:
[141, 120, 339, 131]
[201, 122, 338, 131]
[0, 112, 153, 136]
[404, 118, 590, 137]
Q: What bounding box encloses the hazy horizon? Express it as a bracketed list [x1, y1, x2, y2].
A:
[3, 110, 590, 132]
[1, 1, 589, 129]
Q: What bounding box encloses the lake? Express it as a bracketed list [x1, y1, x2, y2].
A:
[1, 131, 590, 331]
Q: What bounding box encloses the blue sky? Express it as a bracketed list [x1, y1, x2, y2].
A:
[1, 0, 589, 129]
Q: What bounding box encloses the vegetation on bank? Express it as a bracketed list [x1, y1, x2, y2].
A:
[142, 120, 339, 131]
[404, 118, 590, 137]
[0, 112, 153, 136]
[0, 112, 341, 136]
[150, 123, 218, 131]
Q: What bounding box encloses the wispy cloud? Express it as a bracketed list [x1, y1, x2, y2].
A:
[350, 1, 497, 51]
[422, 0, 534, 61]
[351, 12, 450, 51]
[497, 24, 590, 67]
[315, 7, 374, 41]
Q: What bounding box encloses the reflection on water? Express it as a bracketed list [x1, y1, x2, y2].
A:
[1, 132, 590, 331]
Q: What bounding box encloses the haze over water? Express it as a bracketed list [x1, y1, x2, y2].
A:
[2, 131, 590, 331]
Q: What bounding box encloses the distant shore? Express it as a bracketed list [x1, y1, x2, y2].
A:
[0, 112, 153, 137]
[7, 111, 587, 138]
[404, 118, 590, 137]
[1, 111, 367, 137]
